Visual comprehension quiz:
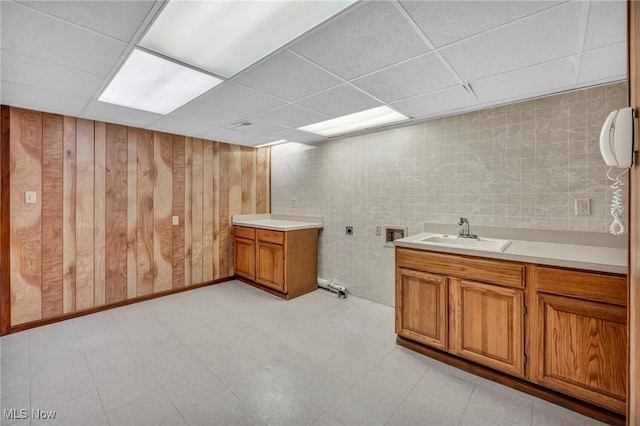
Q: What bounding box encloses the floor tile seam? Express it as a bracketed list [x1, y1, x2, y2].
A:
[77, 339, 111, 424]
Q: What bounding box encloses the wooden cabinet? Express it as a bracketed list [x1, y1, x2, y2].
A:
[234, 226, 318, 299]
[233, 227, 255, 281]
[532, 267, 627, 414]
[395, 247, 525, 376]
[395, 247, 628, 415]
[449, 278, 524, 377]
[396, 269, 448, 350]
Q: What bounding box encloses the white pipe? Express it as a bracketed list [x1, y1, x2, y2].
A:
[318, 277, 347, 298]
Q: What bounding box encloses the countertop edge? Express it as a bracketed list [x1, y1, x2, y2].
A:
[395, 233, 627, 275]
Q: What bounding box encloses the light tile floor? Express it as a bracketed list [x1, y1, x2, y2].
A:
[0, 281, 607, 426]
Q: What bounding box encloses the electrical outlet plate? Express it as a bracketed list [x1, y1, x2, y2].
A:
[290, 198, 298, 209]
[172, 216, 179, 225]
[575, 199, 591, 216]
[25, 191, 36, 204]
[375, 225, 381, 236]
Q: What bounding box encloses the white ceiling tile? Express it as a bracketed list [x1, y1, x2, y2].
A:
[577, 42, 627, 85]
[197, 83, 285, 116]
[1, 1, 127, 76]
[295, 84, 381, 117]
[1, 80, 89, 116]
[1, 49, 104, 98]
[440, 2, 588, 82]
[400, 0, 561, 48]
[234, 50, 341, 101]
[253, 104, 330, 128]
[392, 86, 478, 119]
[583, 1, 627, 50]
[170, 102, 243, 127]
[81, 100, 162, 127]
[198, 128, 259, 145]
[271, 128, 328, 144]
[471, 56, 579, 105]
[352, 53, 459, 103]
[15, 0, 158, 42]
[147, 116, 214, 138]
[291, 1, 430, 80]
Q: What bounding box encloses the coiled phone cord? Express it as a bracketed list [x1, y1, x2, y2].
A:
[607, 167, 628, 235]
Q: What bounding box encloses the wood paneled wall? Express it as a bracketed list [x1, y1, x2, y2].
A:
[3, 106, 270, 329]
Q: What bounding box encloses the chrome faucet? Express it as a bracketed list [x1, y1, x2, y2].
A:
[457, 217, 477, 239]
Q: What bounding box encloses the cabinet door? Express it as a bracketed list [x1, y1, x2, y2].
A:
[256, 241, 285, 292]
[396, 269, 448, 350]
[450, 278, 524, 377]
[534, 293, 627, 413]
[234, 237, 255, 281]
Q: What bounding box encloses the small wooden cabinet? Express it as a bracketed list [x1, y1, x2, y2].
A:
[233, 226, 318, 299]
[532, 267, 627, 414]
[396, 269, 448, 350]
[234, 227, 256, 281]
[449, 278, 524, 377]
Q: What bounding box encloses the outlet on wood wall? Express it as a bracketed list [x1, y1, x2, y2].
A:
[3, 106, 270, 328]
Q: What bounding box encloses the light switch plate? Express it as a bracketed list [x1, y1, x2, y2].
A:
[25, 191, 36, 204]
[172, 216, 179, 225]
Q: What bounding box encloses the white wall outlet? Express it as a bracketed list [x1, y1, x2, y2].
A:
[25, 191, 36, 204]
[375, 225, 381, 236]
[172, 215, 179, 225]
[290, 198, 298, 209]
[575, 199, 591, 216]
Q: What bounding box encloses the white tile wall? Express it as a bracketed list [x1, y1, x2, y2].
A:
[271, 82, 628, 306]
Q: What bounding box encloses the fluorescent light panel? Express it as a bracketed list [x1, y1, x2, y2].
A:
[139, 0, 355, 78]
[255, 139, 288, 148]
[99, 49, 222, 114]
[300, 106, 409, 137]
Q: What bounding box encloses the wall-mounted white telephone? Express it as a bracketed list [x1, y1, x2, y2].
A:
[599, 107, 635, 235]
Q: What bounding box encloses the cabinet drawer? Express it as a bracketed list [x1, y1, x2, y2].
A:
[534, 266, 626, 306]
[396, 248, 524, 288]
[257, 229, 284, 245]
[234, 226, 255, 240]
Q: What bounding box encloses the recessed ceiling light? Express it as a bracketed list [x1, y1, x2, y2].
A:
[139, 0, 356, 78]
[98, 49, 223, 115]
[299, 106, 410, 137]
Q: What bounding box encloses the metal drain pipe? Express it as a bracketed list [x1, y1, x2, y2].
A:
[317, 277, 347, 298]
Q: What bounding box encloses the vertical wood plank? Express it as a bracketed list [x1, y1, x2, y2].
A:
[105, 123, 128, 304]
[62, 116, 76, 314]
[184, 137, 193, 286]
[1, 106, 10, 335]
[153, 132, 173, 292]
[228, 144, 242, 277]
[172, 135, 185, 289]
[256, 146, 270, 214]
[137, 130, 154, 296]
[218, 143, 230, 278]
[41, 113, 64, 319]
[202, 140, 214, 282]
[191, 138, 203, 284]
[241, 147, 256, 213]
[127, 129, 138, 299]
[75, 119, 94, 310]
[212, 142, 220, 279]
[94, 122, 106, 306]
[9, 108, 42, 325]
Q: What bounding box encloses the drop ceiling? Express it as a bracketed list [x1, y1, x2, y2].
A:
[0, 0, 627, 147]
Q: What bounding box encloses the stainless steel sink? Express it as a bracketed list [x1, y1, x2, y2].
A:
[418, 234, 511, 253]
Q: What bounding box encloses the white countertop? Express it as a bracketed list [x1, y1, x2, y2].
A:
[395, 232, 627, 275]
[232, 214, 323, 231]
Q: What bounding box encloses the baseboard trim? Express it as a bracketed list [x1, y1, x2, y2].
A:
[396, 336, 625, 426]
[6, 277, 233, 335]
